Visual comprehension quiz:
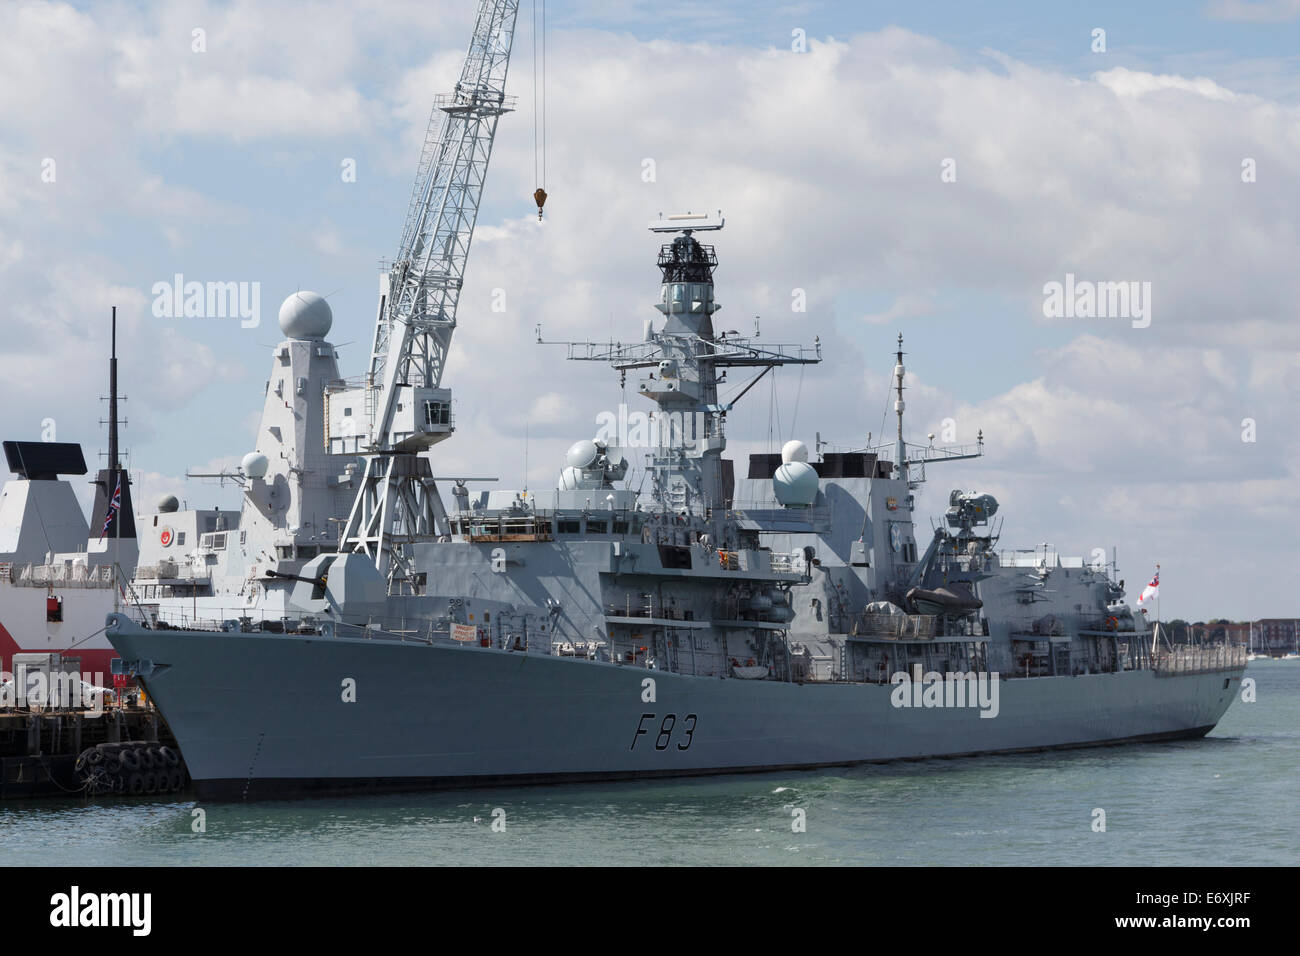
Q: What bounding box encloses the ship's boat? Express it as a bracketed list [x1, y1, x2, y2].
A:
[905, 585, 983, 616]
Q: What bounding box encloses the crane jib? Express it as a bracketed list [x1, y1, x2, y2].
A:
[340, 0, 521, 590]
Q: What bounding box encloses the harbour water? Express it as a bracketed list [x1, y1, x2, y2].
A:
[2, 660, 1293, 866]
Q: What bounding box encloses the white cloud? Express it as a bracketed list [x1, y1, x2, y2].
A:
[1095, 67, 1239, 101]
[859, 292, 934, 325]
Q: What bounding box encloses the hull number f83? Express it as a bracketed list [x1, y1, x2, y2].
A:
[631, 713, 697, 751]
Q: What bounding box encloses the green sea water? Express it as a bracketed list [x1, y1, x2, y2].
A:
[1, 660, 1294, 866]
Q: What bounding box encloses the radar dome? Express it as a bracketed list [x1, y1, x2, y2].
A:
[241, 452, 270, 479]
[156, 494, 180, 513]
[781, 439, 809, 464]
[565, 439, 599, 469]
[278, 291, 333, 340]
[773, 460, 818, 507]
[558, 466, 583, 490]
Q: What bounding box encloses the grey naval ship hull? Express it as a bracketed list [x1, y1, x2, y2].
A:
[107, 616, 1242, 800]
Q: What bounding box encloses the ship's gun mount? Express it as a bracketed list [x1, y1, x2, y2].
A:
[265, 568, 328, 589]
[274, 554, 388, 626]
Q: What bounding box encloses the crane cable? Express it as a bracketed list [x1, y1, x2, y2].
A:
[532, 0, 547, 220]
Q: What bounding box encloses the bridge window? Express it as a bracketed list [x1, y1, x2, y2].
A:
[424, 401, 450, 426]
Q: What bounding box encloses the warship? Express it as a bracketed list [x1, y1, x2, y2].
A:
[0, 311, 137, 678]
[105, 0, 1245, 799]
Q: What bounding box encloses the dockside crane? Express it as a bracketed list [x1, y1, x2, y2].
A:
[336, 0, 520, 590]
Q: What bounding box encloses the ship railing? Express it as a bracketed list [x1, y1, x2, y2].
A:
[133, 561, 197, 582]
[999, 549, 1056, 568]
[851, 612, 937, 640]
[1, 562, 117, 588]
[1153, 644, 1248, 676]
[142, 605, 466, 643]
[769, 552, 805, 574]
[725, 500, 832, 525]
[141, 604, 561, 651]
[606, 600, 694, 621]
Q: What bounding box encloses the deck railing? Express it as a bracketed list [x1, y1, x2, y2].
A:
[1153, 644, 1247, 676]
[851, 613, 937, 640]
[0, 562, 117, 588]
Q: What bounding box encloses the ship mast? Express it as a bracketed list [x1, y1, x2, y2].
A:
[542, 212, 821, 528]
[109, 307, 120, 473]
[875, 333, 984, 491]
[894, 333, 906, 482]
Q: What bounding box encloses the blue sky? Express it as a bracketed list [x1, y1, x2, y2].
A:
[4, 0, 1300, 619]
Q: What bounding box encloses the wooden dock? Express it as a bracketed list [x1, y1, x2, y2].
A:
[0, 703, 182, 799]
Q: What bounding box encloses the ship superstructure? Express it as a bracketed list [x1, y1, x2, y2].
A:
[131, 291, 360, 621]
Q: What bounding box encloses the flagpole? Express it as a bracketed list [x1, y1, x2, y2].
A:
[110, 307, 120, 614]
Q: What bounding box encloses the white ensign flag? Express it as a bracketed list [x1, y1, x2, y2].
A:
[1137, 567, 1159, 606]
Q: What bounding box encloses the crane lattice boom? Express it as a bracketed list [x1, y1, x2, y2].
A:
[368, 0, 519, 452]
[338, 0, 520, 590]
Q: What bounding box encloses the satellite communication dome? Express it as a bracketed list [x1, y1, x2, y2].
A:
[565, 439, 599, 469]
[773, 460, 818, 507]
[241, 452, 270, 479]
[278, 291, 333, 340]
[558, 466, 583, 490]
[781, 439, 809, 464]
[156, 494, 180, 513]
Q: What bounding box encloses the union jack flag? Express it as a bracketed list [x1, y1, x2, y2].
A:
[98, 474, 122, 541]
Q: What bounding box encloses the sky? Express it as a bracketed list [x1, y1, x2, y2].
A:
[2, 0, 1299, 621]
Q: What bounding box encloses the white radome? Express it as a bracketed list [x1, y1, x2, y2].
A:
[558, 466, 583, 490]
[565, 439, 599, 469]
[773, 460, 818, 507]
[278, 291, 333, 340]
[156, 494, 180, 513]
[242, 452, 270, 479]
[781, 439, 809, 464]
